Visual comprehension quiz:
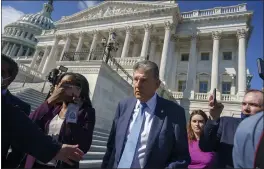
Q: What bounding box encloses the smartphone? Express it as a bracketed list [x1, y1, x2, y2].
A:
[257, 58, 264, 80]
[213, 88, 217, 105]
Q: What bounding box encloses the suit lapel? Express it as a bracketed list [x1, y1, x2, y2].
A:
[116, 98, 137, 162]
[143, 96, 165, 167]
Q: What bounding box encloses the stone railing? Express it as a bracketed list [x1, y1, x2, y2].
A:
[114, 57, 145, 67]
[221, 94, 237, 101]
[181, 3, 247, 18]
[172, 92, 183, 99]
[194, 93, 208, 100]
[17, 63, 44, 79]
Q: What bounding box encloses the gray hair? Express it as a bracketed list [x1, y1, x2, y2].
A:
[133, 60, 160, 80]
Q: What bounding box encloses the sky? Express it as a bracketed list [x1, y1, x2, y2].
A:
[1, 0, 263, 90]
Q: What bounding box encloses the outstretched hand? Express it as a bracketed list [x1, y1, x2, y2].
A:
[208, 94, 224, 120]
[54, 144, 84, 166]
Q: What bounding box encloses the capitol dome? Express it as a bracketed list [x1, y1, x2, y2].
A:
[2, 0, 54, 61]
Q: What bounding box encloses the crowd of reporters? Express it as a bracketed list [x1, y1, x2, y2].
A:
[2, 53, 263, 168]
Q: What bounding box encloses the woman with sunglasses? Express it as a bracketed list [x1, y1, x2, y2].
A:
[22, 72, 95, 168]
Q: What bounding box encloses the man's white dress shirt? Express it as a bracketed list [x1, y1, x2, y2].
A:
[126, 93, 157, 168]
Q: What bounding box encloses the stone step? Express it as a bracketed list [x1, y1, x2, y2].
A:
[83, 152, 105, 160]
[92, 135, 109, 142]
[93, 130, 109, 137]
[79, 160, 102, 168]
[92, 139, 107, 146]
[89, 145, 106, 152]
[93, 127, 110, 134]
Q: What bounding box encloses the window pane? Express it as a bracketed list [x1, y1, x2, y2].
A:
[223, 52, 232, 60]
[178, 80, 186, 92]
[201, 52, 209, 60]
[181, 54, 189, 61]
[222, 82, 231, 94]
[199, 81, 208, 93]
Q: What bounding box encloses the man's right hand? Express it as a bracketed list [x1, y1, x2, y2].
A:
[54, 144, 84, 166]
[208, 94, 224, 120]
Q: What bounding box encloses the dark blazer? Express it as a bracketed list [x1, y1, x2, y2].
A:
[101, 95, 190, 169]
[199, 116, 242, 168]
[5, 90, 32, 168]
[27, 101, 95, 168]
[2, 96, 61, 168]
[5, 90, 31, 115]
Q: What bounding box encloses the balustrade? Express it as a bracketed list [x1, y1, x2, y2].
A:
[181, 3, 247, 18]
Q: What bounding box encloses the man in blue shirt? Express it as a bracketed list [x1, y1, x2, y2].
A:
[233, 112, 263, 168]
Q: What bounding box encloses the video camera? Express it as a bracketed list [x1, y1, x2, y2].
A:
[45, 66, 68, 100]
[257, 58, 264, 81]
[47, 65, 68, 86]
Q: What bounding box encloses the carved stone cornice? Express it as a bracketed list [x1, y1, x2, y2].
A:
[170, 34, 179, 42]
[236, 28, 248, 39]
[212, 31, 222, 40]
[164, 21, 174, 30]
[143, 24, 153, 32]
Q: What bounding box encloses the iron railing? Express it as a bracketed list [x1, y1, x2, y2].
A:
[62, 51, 90, 61]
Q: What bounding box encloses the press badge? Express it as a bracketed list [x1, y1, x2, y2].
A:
[66, 103, 80, 123]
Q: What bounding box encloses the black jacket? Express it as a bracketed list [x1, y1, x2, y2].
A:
[4, 90, 32, 168]
[2, 96, 61, 168]
[199, 116, 242, 168]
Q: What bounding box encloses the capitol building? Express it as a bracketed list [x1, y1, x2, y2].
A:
[3, 1, 254, 167]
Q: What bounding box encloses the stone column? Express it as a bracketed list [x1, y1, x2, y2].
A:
[88, 30, 98, 60]
[25, 47, 31, 56]
[42, 35, 60, 74]
[159, 22, 173, 84]
[132, 40, 140, 57]
[237, 29, 247, 98]
[168, 35, 178, 90]
[184, 34, 197, 99]
[231, 75, 236, 95]
[21, 31, 25, 38]
[30, 47, 41, 67]
[12, 29, 17, 36]
[17, 45, 24, 56]
[140, 24, 152, 58]
[121, 26, 133, 59]
[60, 33, 72, 61]
[38, 46, 50, 72]
[2, 42, 10, 54]
[10, 44, 17, 56]
[210, 31, 221, 92]
[16, 30, 20, 36]
[75, 32, 84, 53]
[148, 37, 158, 61]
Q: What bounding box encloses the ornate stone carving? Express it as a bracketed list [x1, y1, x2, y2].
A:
[236, 29, 248, 39]
[78, 31, 84, 37]
[83, 6, 138, 20]
[170, 35, 179, 42]
[125, 26, 134, 34]
[144, 24, 152, 32]
[190, 33, 197, 40]
[108, 28, 115, 34]
[164, 21, 173, 30]
[92, 29, 99, 35]
[212, 31, 222, 40]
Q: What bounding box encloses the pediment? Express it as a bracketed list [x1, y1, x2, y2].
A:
[57, 1, 178, 23]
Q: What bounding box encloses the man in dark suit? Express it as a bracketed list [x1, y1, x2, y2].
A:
[101, 61, 190, 168]
[2, 53, 85, 167]
[1, 54, 31, 115]
[199, 89, 264, 168]
[2, 54, 32, 167]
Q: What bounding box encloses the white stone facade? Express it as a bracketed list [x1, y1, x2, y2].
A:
[12, 1, 254, 116]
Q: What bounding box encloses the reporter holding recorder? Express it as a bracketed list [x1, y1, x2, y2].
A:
[23, 72, 95, 168]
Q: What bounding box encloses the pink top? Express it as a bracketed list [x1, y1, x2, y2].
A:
[188, 140, 216, 169]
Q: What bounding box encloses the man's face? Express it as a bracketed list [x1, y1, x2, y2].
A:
[241, 92, 264, 115]
[1, 60, 12, 88]
[133, 68, 160, 103]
